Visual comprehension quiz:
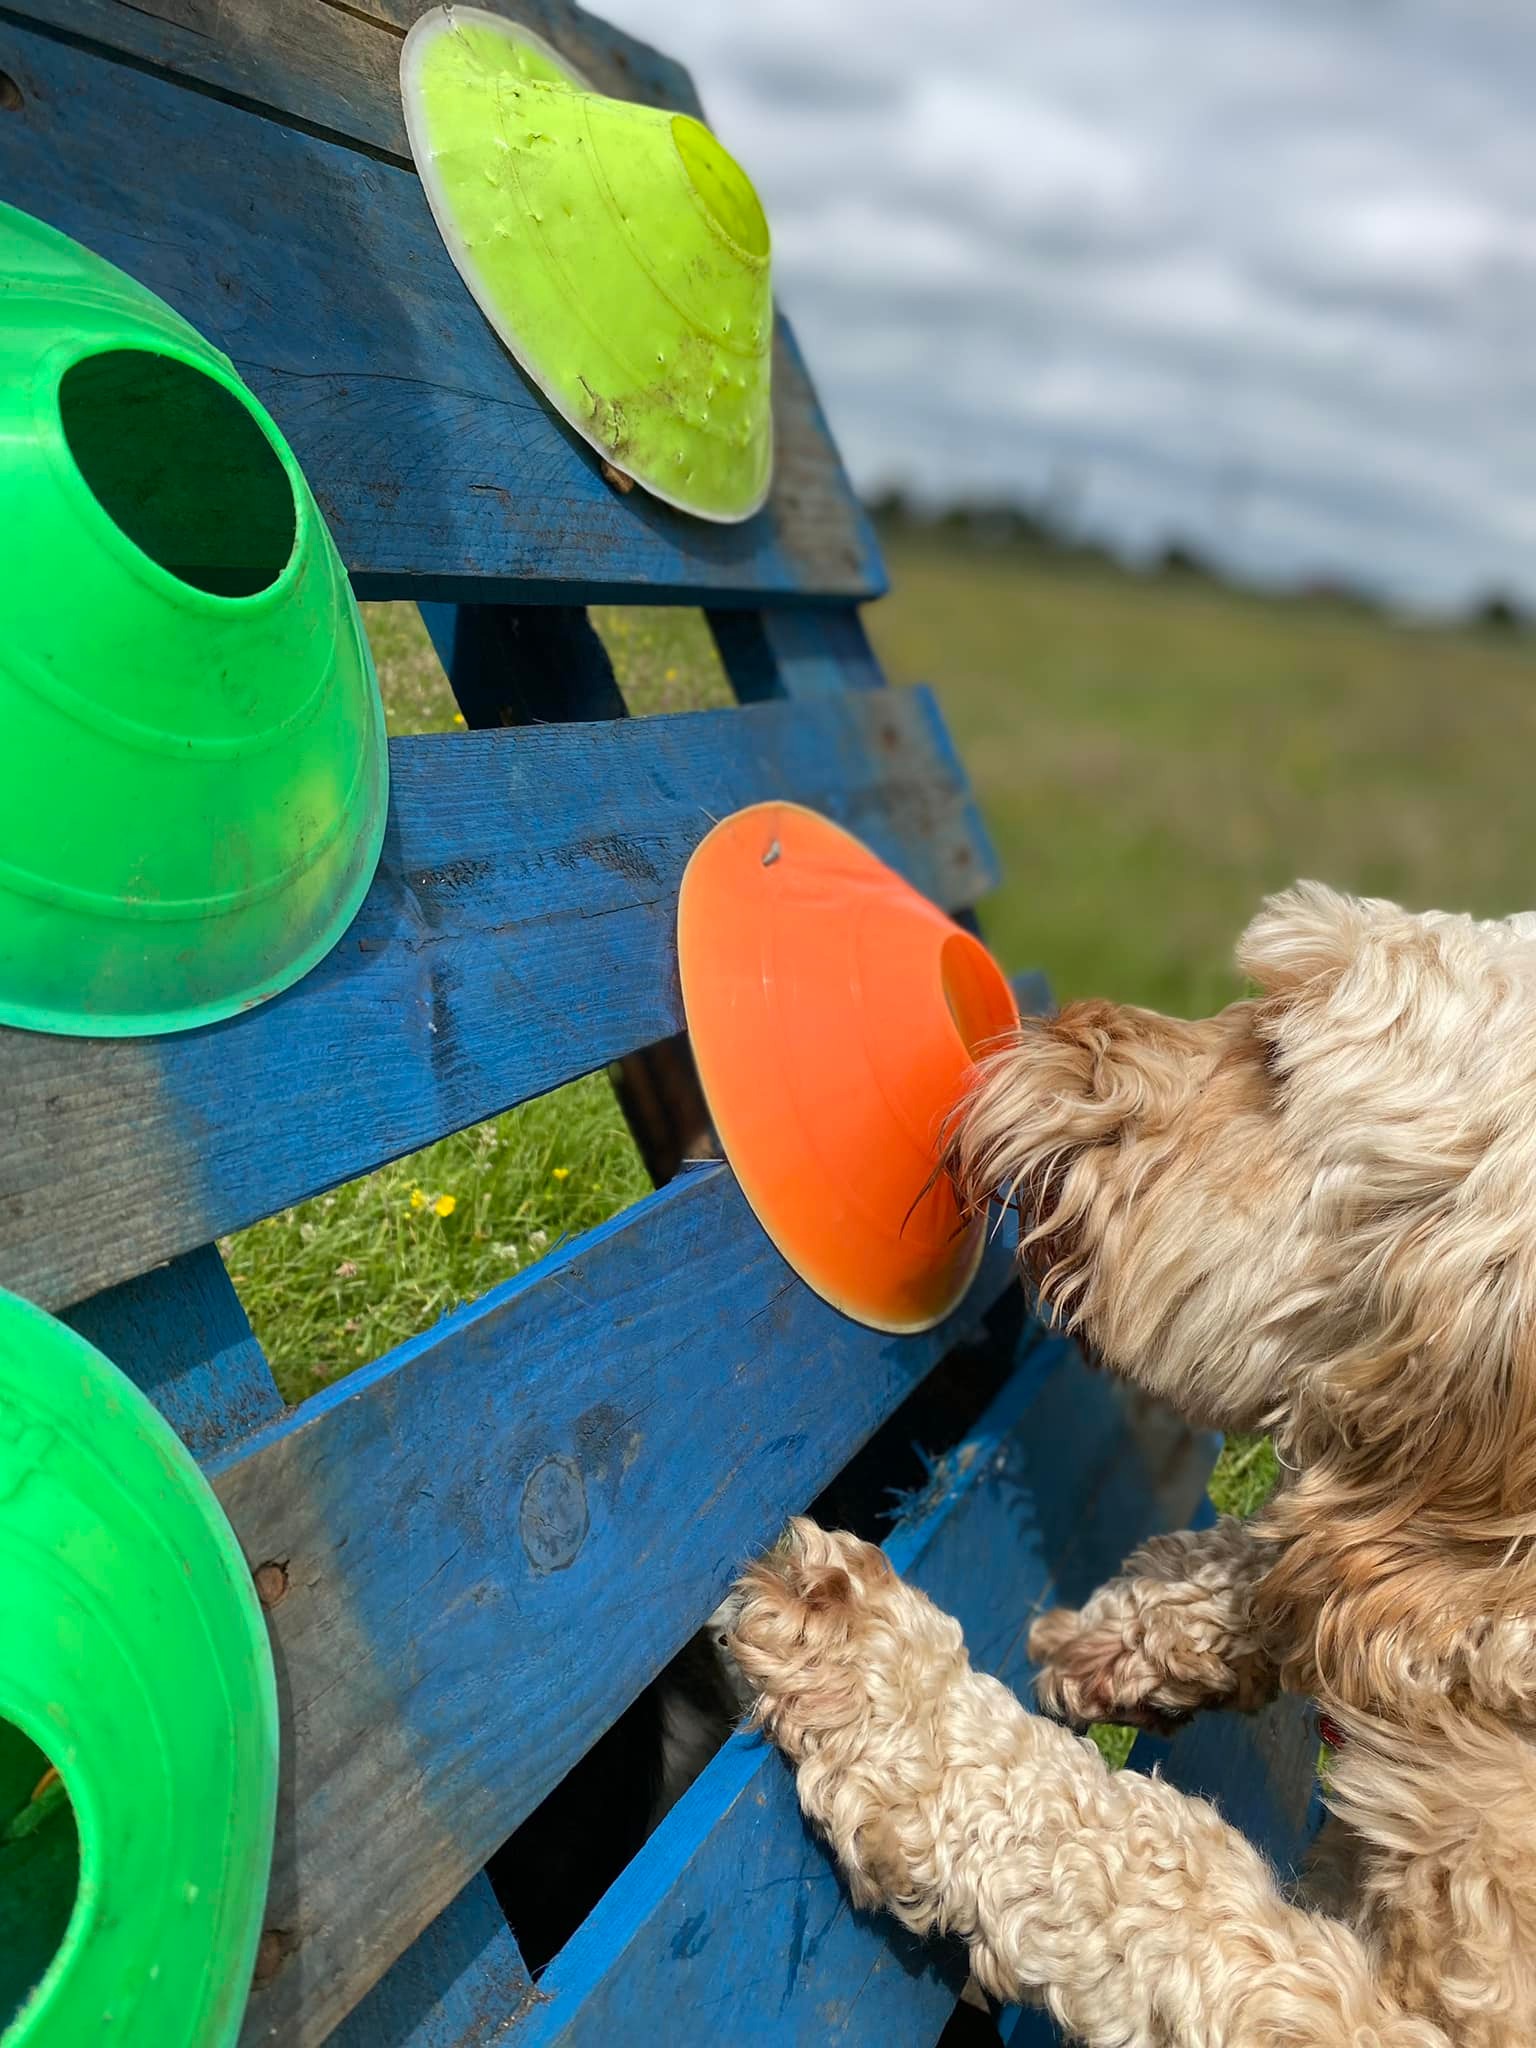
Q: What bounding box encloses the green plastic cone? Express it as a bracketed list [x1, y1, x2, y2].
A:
[0, 1287, 278, 2046]
[0, 202, 388, 1038]
[401, 7, 774, 522]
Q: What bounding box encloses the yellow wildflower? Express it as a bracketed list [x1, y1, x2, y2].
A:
[664, 666, 678, 682]
[452, 711, 467, 728]
[409, 1187, 427, 1210]
[551, 1166, 571, 1181]
[433, 1193, 457, 1218]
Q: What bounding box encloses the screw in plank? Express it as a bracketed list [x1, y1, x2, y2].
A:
[253, 1928, 293, 1984]
[253, 1560, 289, 1609]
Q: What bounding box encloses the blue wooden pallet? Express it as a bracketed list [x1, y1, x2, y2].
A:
[0, 4, 1320, 2041]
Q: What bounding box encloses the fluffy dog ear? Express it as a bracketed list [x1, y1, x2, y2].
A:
[1236, 882, 1393, 998]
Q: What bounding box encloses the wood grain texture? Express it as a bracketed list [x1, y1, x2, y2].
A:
[64, 1244, 284, 1462]
[0, 690, 992, 1313]
[53, 1219, 541, 2048]
[516, 1330, 1218, 2044]
[8, 0, 705, 162]
[0, 16, 882, 602]
[419, 599, 718, 1184]
[211, 1164, 1017, 2045]
[328, 1872, 537, 2048]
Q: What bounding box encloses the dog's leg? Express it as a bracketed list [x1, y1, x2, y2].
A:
[1030, 1514, 1280, 1732]
[733, 1522, 1445, 2048]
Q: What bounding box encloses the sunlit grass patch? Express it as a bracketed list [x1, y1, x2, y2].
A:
[224, 1075, 651, 1405]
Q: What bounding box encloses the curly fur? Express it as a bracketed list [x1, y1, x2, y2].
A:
[734, 1520, 1442, 2046]
[1029, 1515, 1279, 1732]
[733, 885, 1536, 2045]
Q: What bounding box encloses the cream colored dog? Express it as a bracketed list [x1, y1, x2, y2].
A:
[730, 885, 1536, 2047]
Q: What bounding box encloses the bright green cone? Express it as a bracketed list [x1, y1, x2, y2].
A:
[401, 7, 774, 523]
[0, 201, 388, 1038]
[0, 1288, 279, 2046]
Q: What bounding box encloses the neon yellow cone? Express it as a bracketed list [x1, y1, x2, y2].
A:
[401, 8, 774, 523]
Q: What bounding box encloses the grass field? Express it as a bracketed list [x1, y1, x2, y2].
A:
[229, 541, 1534, 1539]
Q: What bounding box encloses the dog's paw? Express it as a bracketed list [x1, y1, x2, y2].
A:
[728, 1519, 898, 1758]
[1029, 1603, 1190, 1733]
[1029, 1594, 1275, 1732]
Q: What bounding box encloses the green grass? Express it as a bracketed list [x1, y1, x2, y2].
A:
[871, 534, 1536, 1018]
[221, 1075, 653, 1396]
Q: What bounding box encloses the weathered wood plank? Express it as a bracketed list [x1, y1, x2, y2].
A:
[314, 597, 647, 2047]
[0, 18, 882, 603]
[419, 598, 719, 1184]
[0, 690, 992, 1313]
[63, 1240, 537, 2046]
[516, 1332, 1218, 2044]
[209, 1164, 1016, 2046]
[328, 1872, 538, 2048]
[66, 1252, 532, 2048]
[10, 0, 702, 164]
[64, 1244, 283, 1461]
[709, 607, 887, 702]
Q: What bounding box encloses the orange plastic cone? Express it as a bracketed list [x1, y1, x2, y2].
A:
[677, 801, 1019, 1333]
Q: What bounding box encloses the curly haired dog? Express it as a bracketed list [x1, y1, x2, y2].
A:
[730, 884, 1536, 2047]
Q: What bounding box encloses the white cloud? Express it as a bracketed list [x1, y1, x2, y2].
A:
[606, 0, 1536, 610]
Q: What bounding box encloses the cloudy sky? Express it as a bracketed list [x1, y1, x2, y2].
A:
[607, 0, 1535, 614]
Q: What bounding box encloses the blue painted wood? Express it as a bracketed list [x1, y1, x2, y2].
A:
[13, 0, 705, 163]
[64, 1244, 283, 1461]
[0, 20, 882, 605]
[517, 1331, 1218, 2044]
[527, 1720, 968, 2046]
[417, 605, 629, 727]
[209, 1164, 1017, 2046]
[0, 689, 993, 1314]
[419, 597, 720, 1183]
[708, 608, 886, 703]
[329, 1872, 537, 2048]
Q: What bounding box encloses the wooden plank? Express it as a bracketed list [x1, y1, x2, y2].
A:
[206, 1164, 1016, 2045]
[417, 604, 629, 726]
[419, 599, 718, 1183]
[8, 0, 702, 163]
[64, 1244, 284, 1460]
[0, 19, 882, 603]
[527, 1722, 966, 2047]
[516, 1331, 1218, 2044]
[328, 1872, 538, 2048]
[0, 689, 993, 1313]
[709, 608, 887, 703]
